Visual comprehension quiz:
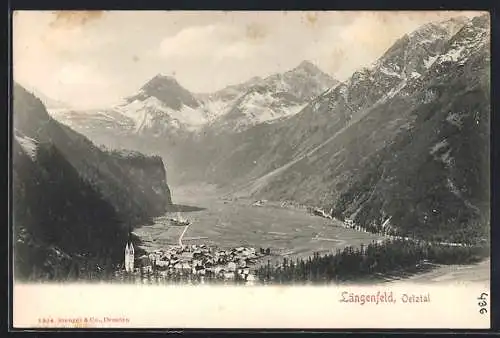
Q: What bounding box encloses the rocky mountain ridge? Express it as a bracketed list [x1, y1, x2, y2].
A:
[173, 15, 476, 186]
[47, 60, 338, 138]
[245, 14, 490, 243]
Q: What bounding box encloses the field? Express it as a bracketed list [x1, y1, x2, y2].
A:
[134, 184, 382, 264]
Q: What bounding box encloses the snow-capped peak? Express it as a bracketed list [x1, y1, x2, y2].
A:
[126, 74, 201, 111]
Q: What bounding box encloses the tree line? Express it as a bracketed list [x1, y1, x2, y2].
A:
[255, 238, 489, 284]
[26, 237, 489, 286]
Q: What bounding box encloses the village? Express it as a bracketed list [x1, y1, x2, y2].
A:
[118, 241, 272, 284]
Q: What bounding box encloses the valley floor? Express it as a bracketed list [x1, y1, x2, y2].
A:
[133, 183, 490, 284]
[134, 184, 381, 264]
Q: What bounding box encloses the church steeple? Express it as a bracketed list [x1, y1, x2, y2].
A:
[124, 225, 135, 273]
[128, 241, 134, 272]
[125, 243, 130, 272]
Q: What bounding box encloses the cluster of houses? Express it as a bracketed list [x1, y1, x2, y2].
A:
[341, 217, 396, 236]
[254, 199, 310, 210]
[252, 199, 268, 207]
[310, 207, 333, 219]
[304, 204, 395, 238]
[123, 243, 268, 282]
[342, 218, 366, 232]
[279, 200, 307, 209]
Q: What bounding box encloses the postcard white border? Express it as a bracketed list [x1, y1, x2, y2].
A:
[13, 282, 490, 329]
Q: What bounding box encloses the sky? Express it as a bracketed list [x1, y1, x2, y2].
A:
[13, 10, 482, 109]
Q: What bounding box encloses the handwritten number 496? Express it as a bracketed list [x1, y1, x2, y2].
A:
[478, 293, 488, 315]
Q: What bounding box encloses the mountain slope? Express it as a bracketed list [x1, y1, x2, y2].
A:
[178, 16, 471, 187]
[13, 84, 173, 280]
[14, 84, 172, 220]
[251, 14, 490, 243]
[172, 15, 489, 244]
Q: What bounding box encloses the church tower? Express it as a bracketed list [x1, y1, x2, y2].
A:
[128, 242, 135, 272]
[125, 243, 130, 272]
[124, 226, 135, 273]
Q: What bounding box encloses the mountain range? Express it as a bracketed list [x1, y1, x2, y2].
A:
[43, 14, 490, 244]
[49, 60, 337, 137]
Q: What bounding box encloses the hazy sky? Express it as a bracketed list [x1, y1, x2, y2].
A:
[13, 10, 481, 109]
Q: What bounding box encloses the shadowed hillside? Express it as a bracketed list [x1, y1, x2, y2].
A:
[177, 15, 490, 243]
[13, 84, 173, 280]
[256, 15, 490, 243]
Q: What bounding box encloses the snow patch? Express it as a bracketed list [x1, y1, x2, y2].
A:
[152, 186, 164, 195]
[379, 66, 403, 78]
[446, 111, 464, 128]
[338, 84, 349, 102]
[422, 89, 438, 104]
[440, 149, 453, 167]
[423, 55, 438, 69]
[430, 139, 453, 167]
[134, 108, 154, 133]
[430, 139, 448, 155]
[321, 83, 340, 97]
[439, 46, 465, 63]
[446, 178, 461, 197]
[118, 96, 208, 132]
[410, 71, 421, 79]
[201, 99, 234, 121]
[236, 91, 305, 125]
[96, 111, 118, 122]
[46, 108, 70, 117]
[378, 79, 408, 104]
[416, 38, 437, 45]
[15, 133, 38, 159]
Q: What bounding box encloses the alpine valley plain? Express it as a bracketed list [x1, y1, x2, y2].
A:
[13, 14, 490, 284]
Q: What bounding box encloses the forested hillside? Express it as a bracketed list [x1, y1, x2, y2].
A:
[13, 84, 173, 280]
